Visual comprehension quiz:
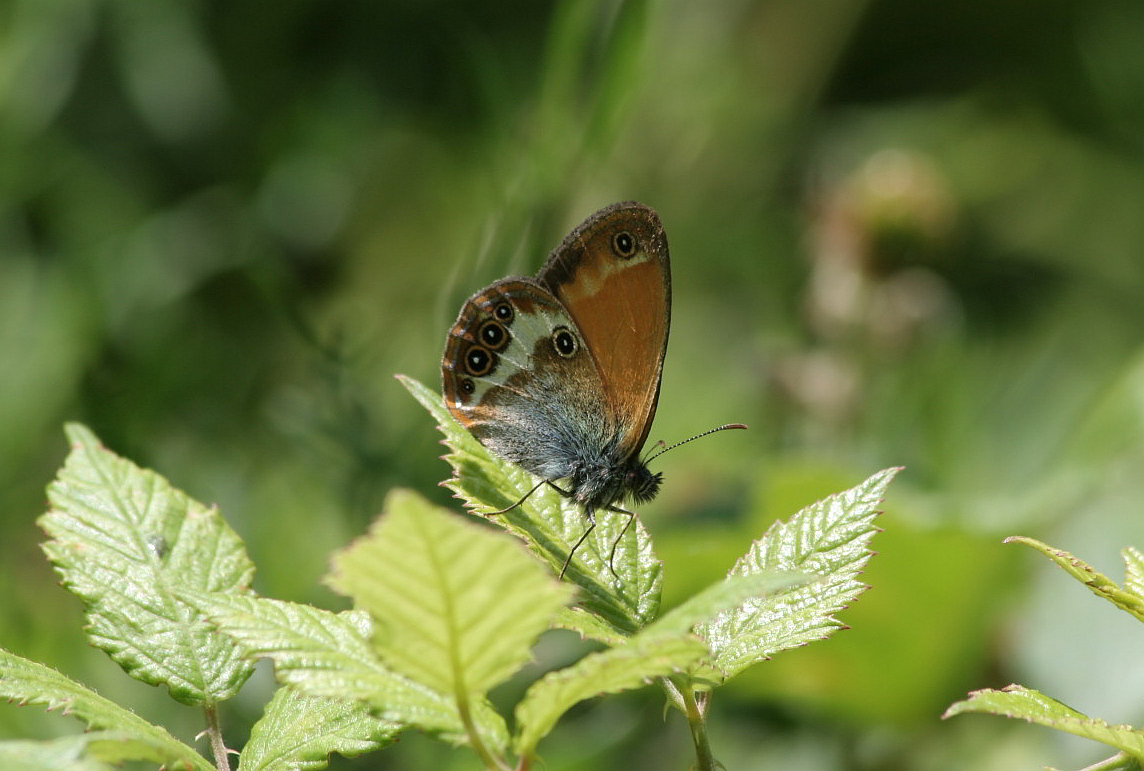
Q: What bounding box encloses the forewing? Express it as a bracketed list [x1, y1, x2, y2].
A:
[537, 202, 671, 457]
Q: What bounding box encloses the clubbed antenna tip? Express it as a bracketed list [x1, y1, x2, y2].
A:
[643, 423, 747, 464]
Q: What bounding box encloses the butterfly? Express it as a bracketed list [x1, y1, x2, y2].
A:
[442, 201, 742, 578]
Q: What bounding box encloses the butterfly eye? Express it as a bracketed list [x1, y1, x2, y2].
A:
[493, 302, 514, 323]
[464, 345, 496, 376]
[551, 327, 577, 358]
[478, 319, 509, 350]
[612, 231, 637, 257]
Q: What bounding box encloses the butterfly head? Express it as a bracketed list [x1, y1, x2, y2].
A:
[563, 448, 662, 514]
[625, 460, 663, 505]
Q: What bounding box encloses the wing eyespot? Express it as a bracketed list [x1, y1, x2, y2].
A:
[464, 345, 496, 376]
[611, 231, 637, 258]
[552, 327, 577, 358]
[493, 301, 514, 323]
[478, 319, 510, 350]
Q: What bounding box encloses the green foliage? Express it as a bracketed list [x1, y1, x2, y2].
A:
[326, 489, 575, 700]
[0, 651, 212, 771]
[1004, 537, 1144, 622]
[513, 633, 708, 756]
[39, 423, 256, 706]
[5, 1, 1144, 768]
[946, 686, 1144, 761]
[401, 374, 662, 635]
[239, 688, 395, 771]
[695, 468, 893, 682]
[2, 404, 894, 769]
[0, 733, 128, 771]
[176, 595, 470, 746]
[945, 539, 1144, 769]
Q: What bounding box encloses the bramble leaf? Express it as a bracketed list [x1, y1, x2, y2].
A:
[1124, 546, 1144, 599]
[944, 685, 1144, 760]
[187, 593, 503, 749]
[400, 374, 662, 635]
[0, 648, 211, 771]
[39, 423, 255, 704]
[648, 571, 810, 637]
[238, 685, 396, 771]
[694, 467, 897, 681]
[514, 633, 708, 757]
[328, 489, 573, 701]
[550, 606, 630, 646]
[1006, 536, 1144, 623]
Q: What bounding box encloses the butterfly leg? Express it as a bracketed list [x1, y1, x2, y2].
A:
[545, 480, 574, 497]
[486, 478, 595, 580]
[483, 478, 548, 516]
[541, 481, 610, 580]
[559, 510, 596, 579]
[561, 501, 638, 580]
[604, 504, 638, 579]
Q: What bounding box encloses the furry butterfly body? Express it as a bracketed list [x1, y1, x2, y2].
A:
[442, 202, 671, 571]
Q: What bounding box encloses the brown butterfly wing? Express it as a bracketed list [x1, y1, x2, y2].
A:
[536, 201, 671, 459]
[442, 277, 613, 481]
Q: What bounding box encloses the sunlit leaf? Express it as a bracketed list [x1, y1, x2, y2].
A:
[400, 374, 661, 635]
[514, 633, 708, 757]
[944, 684, 1144, 760]
[39, 423, 255, 704]
[1006, 536, 1144, 622]
[328, 488, 573, 700]
[0, 648, 212, 771]
[550, 606, 630, 646]
[648, 571, 809, 637]
[187, 593, 503, 749]
[1124, 546, 1144, 599]
[238, 686, 396, 771]
[694, 467, 897, 681]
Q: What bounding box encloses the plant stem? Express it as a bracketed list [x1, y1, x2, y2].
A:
[678, 681, 715, 771]
[203, 702, 231, 771]
[457, 691, 511, 771]
[1077, 752, 1138, 771]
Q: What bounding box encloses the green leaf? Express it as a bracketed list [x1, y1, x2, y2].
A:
[647, 571, 810, 637]
[944, 685, 1144, 760]
[328, 488, 574, 699]
[694, 467, 897, 681]
[399, 374, 662, 635]
[186, 592, 505, 749]
[514, 633, 709, 757]
[0, 734, 119, 771]
[1124, 547, 1144, 599]
[38, 423, 255, 704]
[550, 606, 631, 646]
[1006, 536, 1144, 623]
[0, 648, 213, 771]
[238, 686, 396, 771]
[0, 730, 208, 771]
[548, 564, 802, 646]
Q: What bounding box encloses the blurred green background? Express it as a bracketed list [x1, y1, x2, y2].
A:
[4, 0, 1144, 768]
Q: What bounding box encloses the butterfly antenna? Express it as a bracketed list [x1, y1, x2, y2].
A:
[643, 423, 748, 465]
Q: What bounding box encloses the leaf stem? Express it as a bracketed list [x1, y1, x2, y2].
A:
[1077, 752, 1138, 771]
[676, 679, 716, 771]
[203, 702, 231, 771]
[457, 692, 511, 771]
